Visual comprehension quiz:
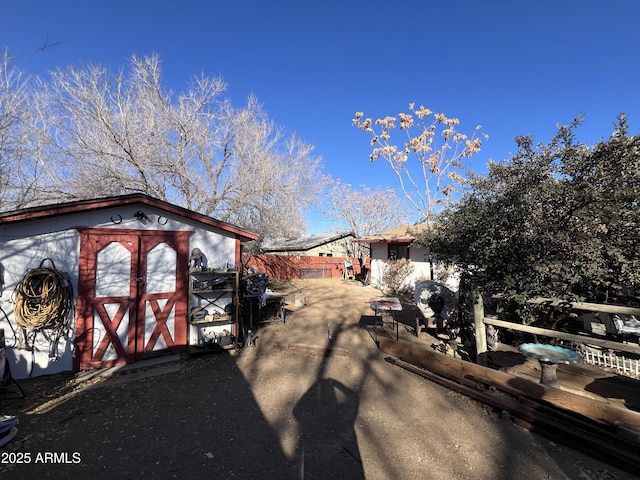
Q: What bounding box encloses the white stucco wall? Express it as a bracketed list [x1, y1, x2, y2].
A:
[0, 203, 240, 379]
[0, 229, 80, 378]
[368, 243, 460, 292]
[369, 243, 431, 291]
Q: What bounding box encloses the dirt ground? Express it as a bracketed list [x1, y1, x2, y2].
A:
[1, 278, 638, 480]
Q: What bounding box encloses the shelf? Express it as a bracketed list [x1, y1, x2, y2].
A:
[190, 270, 237, 275]
[188, 269, 240, 351]
[189, 342, 235, 354]
[190, 316, 233, 326]
[192, 288, 234, 293]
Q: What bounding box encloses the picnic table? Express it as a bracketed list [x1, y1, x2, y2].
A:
[370, 297, 403, 340]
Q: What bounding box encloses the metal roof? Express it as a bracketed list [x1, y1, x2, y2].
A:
[261, 232, 354, 252]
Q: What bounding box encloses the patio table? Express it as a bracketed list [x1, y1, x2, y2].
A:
[370, 297, 403, 340]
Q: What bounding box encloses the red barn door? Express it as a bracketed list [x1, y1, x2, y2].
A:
[75, 228, 192, 370]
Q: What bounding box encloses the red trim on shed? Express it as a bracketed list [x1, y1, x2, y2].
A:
[0, 193, 258, 242]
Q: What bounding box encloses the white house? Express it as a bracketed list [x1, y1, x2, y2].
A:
[354, 225, 459, 292]
[0, 194, 257, 379]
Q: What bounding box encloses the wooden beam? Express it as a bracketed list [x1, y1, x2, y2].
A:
[527, 297, 640, 317]
[473, 291, 487, 365]
[378, 337, 640, 431]
[385, 356, 640, 474]
[483, 316, 640, 356]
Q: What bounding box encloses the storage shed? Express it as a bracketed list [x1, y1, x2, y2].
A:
[0, 194, 257, 379]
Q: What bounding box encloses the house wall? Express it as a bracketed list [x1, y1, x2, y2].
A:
[304, 243, 346, 257]
[267, 237, 354, 258]
[0, 204, 240, 379]
[368, 243, 461, 292]
[369, 243, 432, 290]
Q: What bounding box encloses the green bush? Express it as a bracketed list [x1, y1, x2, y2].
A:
[418, 114, 640, 305]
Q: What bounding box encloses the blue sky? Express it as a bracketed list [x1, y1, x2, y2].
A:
[2, 1, 639, 232]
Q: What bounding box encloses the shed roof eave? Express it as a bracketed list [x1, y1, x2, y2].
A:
[0, 193, 259, 242]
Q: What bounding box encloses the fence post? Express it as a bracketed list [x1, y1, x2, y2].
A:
[473, 289, 488, 366]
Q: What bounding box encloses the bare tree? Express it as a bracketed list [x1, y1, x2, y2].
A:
[353, 104, 488, 226]
[0, 49, 52, 210]
[323, 176, 408, 236]
[322, 177, 409, 260]
[20, 53, 321, 239]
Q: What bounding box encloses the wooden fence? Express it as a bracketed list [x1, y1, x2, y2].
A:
[474, 295, 640, 375]
[243, 254, 369, 281]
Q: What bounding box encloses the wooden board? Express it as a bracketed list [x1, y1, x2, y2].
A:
[488, 348, 640, 410]
[378, 337, 640, 432]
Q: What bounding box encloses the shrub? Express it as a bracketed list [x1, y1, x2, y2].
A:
[381, 259, 415, 293]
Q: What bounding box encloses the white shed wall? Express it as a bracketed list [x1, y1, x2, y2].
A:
[0, 203, 240, 379]
[1, 229, 80, 378]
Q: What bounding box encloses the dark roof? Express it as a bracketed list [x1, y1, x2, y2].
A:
[352, 224, 429, 244]
[0, 193, 258, 242]
[261, 232, 353, 252]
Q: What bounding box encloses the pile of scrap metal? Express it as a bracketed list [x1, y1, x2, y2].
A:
[413, 280, 499, 358]
[525, 298, 640, 348]
[243, 266, 270, 296]
[1, 328, 22, 447]
[0, 415, 18, 447]
[245, 269, 286, 324]
[413, 280, 459, 335]
[581, 312, 640, 341]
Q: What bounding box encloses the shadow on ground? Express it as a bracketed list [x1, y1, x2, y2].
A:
[3, 279, 639, 480]
[1, 353, 298, 479]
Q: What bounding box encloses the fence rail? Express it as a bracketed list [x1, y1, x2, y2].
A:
[474, 294, 640, 377]
[482, 316, 640, 356]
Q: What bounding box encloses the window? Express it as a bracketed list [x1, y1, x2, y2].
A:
[388, 244, 409, 261]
